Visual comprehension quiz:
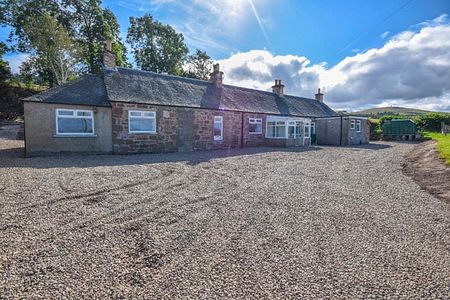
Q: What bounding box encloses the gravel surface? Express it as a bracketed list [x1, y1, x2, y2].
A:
[1, 140, 449, 299]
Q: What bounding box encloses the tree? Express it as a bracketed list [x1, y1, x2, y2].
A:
[127, 14, 188, 74]
[62, 0, 128, 73]
[1, 0, 128, 74]
[0, 0, 68, 52]
[24, 13, 79, 86]
[0, 42, 11, 83]
[183, 49, 213, 80]
[103, 8, 129, 68]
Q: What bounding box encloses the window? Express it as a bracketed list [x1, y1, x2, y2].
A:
[356, 120, 361, 132]
[288, 121, 303, 138]
[350, 119, 356, 130]
[56, 109, 94, 135]
[129, 110, 156, 133]
[213, 116, 223, 141]
[311, 122, 315, 135]
[304, 123, 310, 138]
[249, 118, 262, 134]
[267, 121, 286, 138]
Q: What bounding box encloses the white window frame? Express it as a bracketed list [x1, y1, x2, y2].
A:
[128, 110, 156, 134]
[55, 109, 95, 136]
[213, 116, 223, 141]
[311, 122, 315, 135]
[304, 123, 310, 138]
[350, 119, 356, 130]
[266, 121, 287, 139]
[249, 118, 263, 134]
[356, 120, 362, 133]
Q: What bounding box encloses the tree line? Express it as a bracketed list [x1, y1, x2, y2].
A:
[0, 0, 213, 87]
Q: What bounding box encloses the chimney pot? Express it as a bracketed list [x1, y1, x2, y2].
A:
[272, 79, 285, 96]
[210, 63, 224, 87]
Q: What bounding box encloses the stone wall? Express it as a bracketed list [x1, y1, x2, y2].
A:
[242, 113, 266, 147]
[192, 110, 242, 150]
[111, 102, 244, 154]
[111, 102, 179, 154]
[111, 102, 329, 154]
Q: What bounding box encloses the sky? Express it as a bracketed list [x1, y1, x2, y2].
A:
[2, 0, 450, 112]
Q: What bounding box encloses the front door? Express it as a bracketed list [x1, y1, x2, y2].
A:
[288, 121, 304, 146]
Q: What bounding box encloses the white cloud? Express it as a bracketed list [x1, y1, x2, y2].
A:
[380, 31, 389, 39]
[217, 15, 450, 112]
[217, 50, 323, 95]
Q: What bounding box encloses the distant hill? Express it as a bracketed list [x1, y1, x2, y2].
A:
[352, 106, 434, 116]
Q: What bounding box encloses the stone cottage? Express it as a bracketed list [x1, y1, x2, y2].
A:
[22, 46, 369, 156]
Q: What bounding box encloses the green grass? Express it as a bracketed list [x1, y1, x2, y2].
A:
[422, 131, 450, 165]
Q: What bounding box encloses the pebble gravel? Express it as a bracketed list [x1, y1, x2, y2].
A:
[0, 140, 449, 299]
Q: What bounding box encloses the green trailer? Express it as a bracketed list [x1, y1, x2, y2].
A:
[382, 119, 416, 140]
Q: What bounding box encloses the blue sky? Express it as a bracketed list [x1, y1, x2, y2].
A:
[2, 0, 450, 111]
[101, 0, 450, 66]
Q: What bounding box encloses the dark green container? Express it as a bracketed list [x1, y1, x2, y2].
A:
[382, 119, 416, 136]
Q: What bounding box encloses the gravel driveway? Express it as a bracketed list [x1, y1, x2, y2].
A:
[0, 140, 449, 299]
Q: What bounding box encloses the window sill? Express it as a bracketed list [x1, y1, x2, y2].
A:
[128, 132, 157, 134]
[249, 132, 262, 135]
[53, 134, 97, 138]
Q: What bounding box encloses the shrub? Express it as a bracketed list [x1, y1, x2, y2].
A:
[368, 118, 381, 140]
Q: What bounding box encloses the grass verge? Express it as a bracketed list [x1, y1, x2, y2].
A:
[422, 131, 450, 165]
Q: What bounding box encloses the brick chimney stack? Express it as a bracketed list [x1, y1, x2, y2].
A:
[209, 63, 223, 87]
[315, 88, 324, 102]
[272, 79, 285, 96]
[103, 40, 116, 70]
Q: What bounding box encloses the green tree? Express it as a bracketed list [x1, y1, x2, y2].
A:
[0, 42, 11, 83]
[63, 0, 128, 73]
[0, 0, 68, 52]
[183, 49, 213, 80]
[24, 13, 79, 85]
[1, 0, 128, 74]
[103, 8, 129, 68]
[127, 14, 188, 74]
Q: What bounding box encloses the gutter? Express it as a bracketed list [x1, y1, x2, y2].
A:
[340, 115, 343, 146]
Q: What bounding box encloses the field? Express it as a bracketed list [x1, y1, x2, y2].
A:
[1, 139, 449, 299]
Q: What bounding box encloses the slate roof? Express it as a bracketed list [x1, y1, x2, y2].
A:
[25, 67, 337, 118]
[23, 74, 110, 107]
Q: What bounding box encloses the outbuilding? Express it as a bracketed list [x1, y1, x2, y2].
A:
[315, 116, 370, 146]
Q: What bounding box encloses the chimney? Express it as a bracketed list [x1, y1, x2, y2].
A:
[103, 40, 116, 70]
[209, 63, 223, 87]
[315, 88, 324, 102]
[272, 79, 284, 95]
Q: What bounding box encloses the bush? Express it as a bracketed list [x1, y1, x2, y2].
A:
[415, 113, 450, 132]
[368, 118, 381, 140]
[376, 113, 450, 132]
